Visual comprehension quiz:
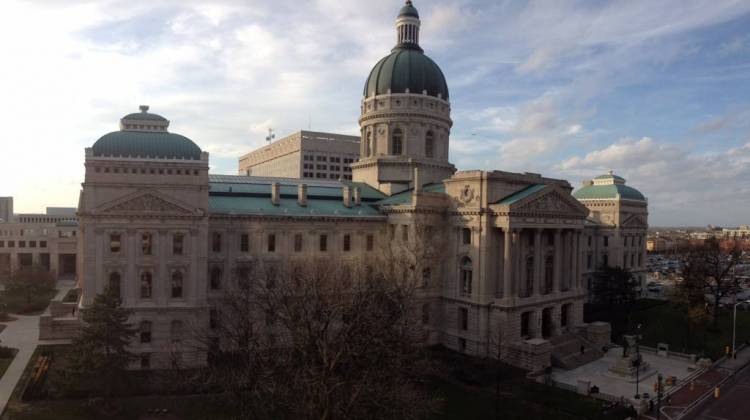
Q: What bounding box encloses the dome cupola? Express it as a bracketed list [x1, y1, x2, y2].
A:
[363, 1, 449, 100]
[91, 106, 203, 160]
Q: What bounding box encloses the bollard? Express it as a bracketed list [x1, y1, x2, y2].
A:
[714, 387, 720, 399]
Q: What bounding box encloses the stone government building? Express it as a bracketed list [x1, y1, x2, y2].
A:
[48, 1, 649, 372]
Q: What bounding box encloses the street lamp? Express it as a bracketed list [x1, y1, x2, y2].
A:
[732, 300, 750, 359]
[634, 323, 643, 398]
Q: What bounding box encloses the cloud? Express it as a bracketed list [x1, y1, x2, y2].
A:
[557, 137, 750, 226]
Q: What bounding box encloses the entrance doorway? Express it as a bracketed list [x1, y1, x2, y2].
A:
[542, 308, 553, 338]
[58, 254, 76, 279]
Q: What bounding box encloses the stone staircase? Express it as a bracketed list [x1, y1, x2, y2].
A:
[550, 333, 603, 370]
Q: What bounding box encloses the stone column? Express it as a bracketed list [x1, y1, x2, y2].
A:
[514, 229, 523, 297]
[94, 229, 103, 296]
[503, 228, 513, 299]
[553, 229, 561, 294]
[533, 229, 542, 297]
[126, 229, 137, 306]
[189, 229, 199, 305]
[570, 230, 579, 291]
[158, 229, 168, 305]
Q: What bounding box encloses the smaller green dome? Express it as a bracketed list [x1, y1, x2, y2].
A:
[573, 184, 646, 201]
[399, 1, 419, 18]
[92, 131, 202, 160]
[573, 172, 646, 201]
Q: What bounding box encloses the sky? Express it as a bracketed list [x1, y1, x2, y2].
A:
[1, 0, 749, 226]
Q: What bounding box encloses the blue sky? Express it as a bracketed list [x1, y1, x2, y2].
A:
[1, 0, 749, 226]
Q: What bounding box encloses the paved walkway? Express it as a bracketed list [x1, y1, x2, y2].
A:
[640, 345, 750, 420]
[0, 281, 76, 415]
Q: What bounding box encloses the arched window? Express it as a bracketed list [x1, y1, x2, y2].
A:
[109, 272, 121, 299]
[425, 131, 434, 158]
[210, 267, 222, 290]
[140, 320, 152, 343]
[524, 256, 534, 297]
[391, 128, 403, 155]
[460, 256, 472, 296]
[171, 271, 183, 298]
[171, 320, 183, 343]
[140, 272, 153, 298]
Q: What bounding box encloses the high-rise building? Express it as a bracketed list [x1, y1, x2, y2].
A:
[238, 131, 359, 181]
[0, 197, 13, 223]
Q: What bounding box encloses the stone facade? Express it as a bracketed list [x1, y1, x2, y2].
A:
[0, 209, 78, 281]
[69, 1, 650, 373]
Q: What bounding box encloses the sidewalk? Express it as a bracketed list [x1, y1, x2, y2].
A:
[640, 345, 750, 419]
[0, 280, 76, 415]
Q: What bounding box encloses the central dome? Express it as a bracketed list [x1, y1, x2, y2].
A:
[364, 47, 449, 100]
[363, 1, 448, 100]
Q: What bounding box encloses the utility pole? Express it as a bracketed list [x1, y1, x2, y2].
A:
[656, 373, 663, 420]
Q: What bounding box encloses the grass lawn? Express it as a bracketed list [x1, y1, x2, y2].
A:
[3, 345, 633, 420]
[630, 301, 750, 359]
[588, 299, 750, 360]
[0, 288, 57, 315]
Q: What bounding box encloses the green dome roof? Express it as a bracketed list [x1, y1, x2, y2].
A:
[122, 111, 168, 122]
[92, 131, 202, 160]
[364, 47, 449, 99]
[573, 184, 646, 201]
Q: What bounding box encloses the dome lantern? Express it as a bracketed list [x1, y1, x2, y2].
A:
[363, 1, 449, 100]
[396, 1, 421, 49]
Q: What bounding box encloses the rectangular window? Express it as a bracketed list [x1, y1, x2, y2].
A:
[141, 233, 152, 255]
[588, 235, 592, 247]
[240, 234, 249, 253]
[343, 234, 351, 252]
[39, 241, 47, 248]
[268, 234, 276, 252]
[402, 225, 409, 241]
[458, 338, 467, 353]
[603, 236, 609, 247]
[587, 254, 592, 269]
[458, 307, 468, 331]
[212, 232, 222, 253]
[294, 233, 303, 252]
[19, 241, 25, 248]
[0, 241, 4, 248]
[521, 312, 531, 338]
[173, 233, 184, 255]
[140, 353, 151, 369]
[210, 309, 219, 329]
[319, 234, 328, 252]
[366, 234, 374, 251]
[462, 228, 471, 245]
[8, 241, 14, 247]
[29, 241, 36, 248]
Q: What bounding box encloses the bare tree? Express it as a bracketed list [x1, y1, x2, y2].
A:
[193, 254, 436, 420]
[679, 238, 742, 328]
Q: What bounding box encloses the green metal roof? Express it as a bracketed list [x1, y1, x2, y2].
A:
[495, 184, 546, 205]
[572, 184, 646, 201]
[398, 1, 419, 18]
[364, 47, 449, 99]
[594, 173, 625, 182]
[92, 131, 202, 160]
[376, 183, 445, 206]
[122, 112, 168, 122]
[207, 175, 386, 218]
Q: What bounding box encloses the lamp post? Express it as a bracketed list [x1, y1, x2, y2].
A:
[732, 300, 750, 359]
[635, 323, 643, 398]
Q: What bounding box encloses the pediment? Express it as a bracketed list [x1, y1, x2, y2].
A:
[510, 188, 588, 217]
[93, 189, 202, 217]
[621, 214, 648, 228]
